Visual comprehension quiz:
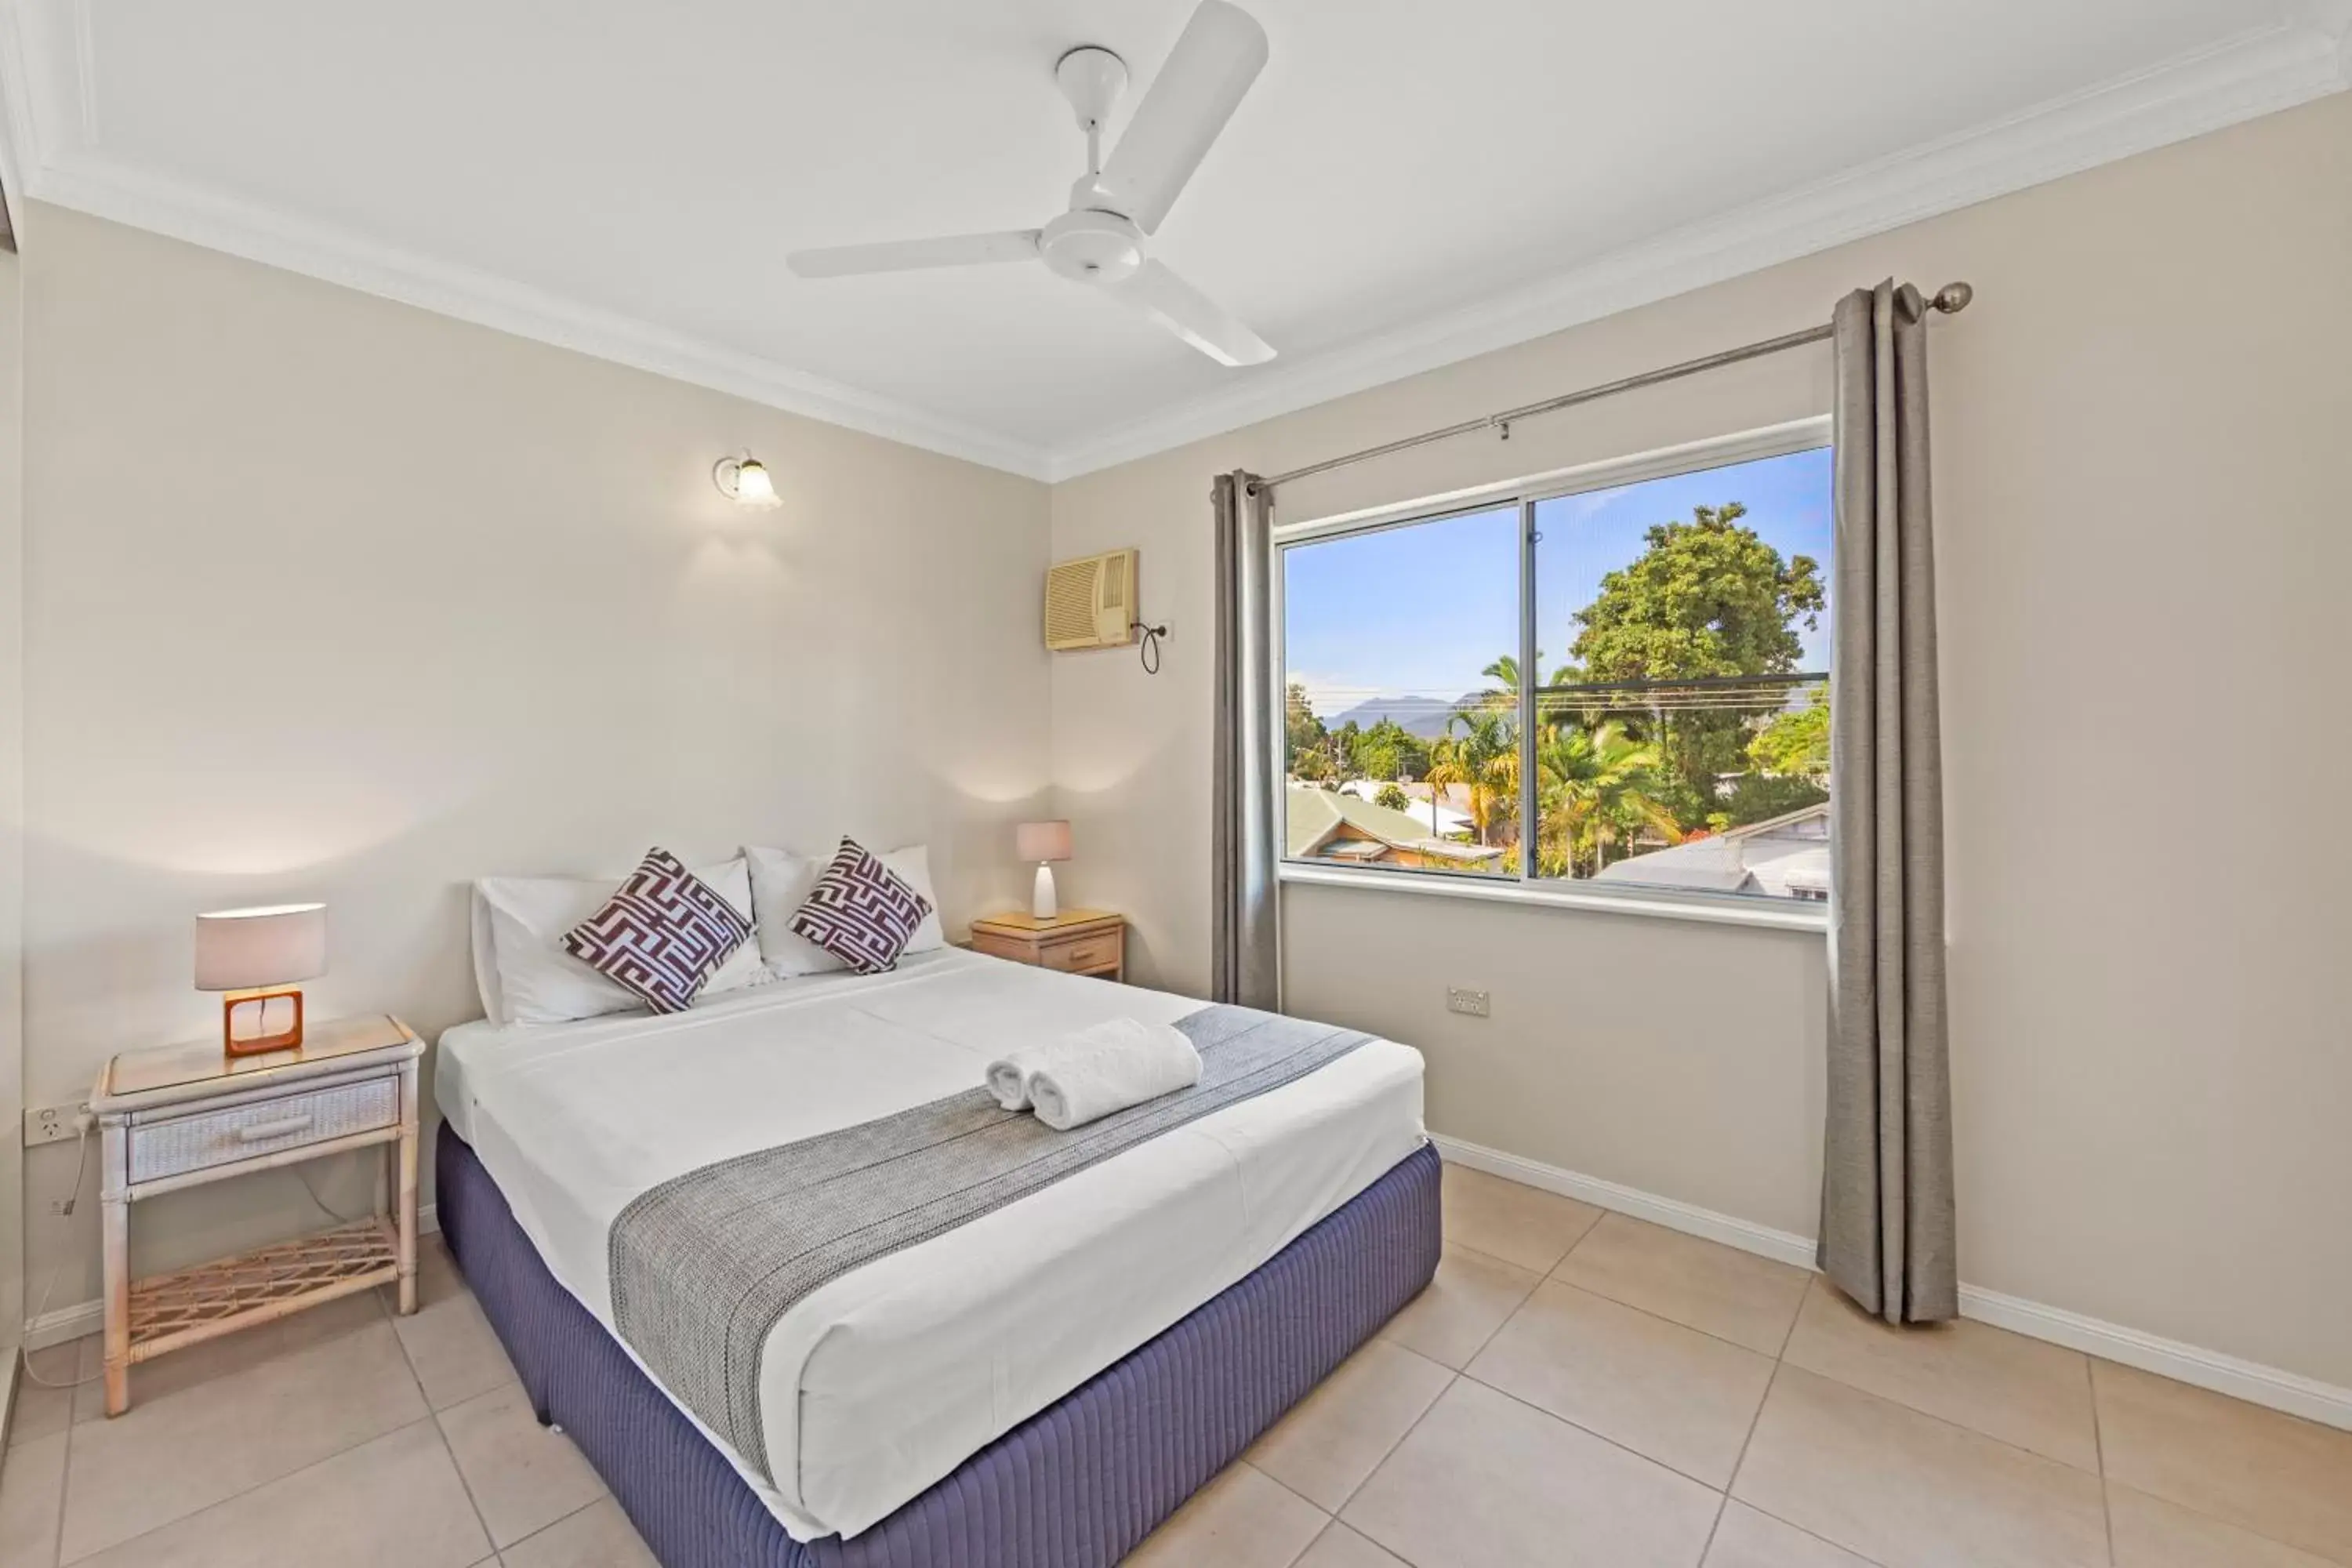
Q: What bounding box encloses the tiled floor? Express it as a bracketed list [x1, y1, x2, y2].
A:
[5, 1165, 2349, 1566]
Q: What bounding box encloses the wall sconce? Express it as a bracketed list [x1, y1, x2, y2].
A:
[713, 451, 783, 510]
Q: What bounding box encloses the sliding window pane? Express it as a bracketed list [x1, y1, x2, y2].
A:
[1280, 505, 1519, 877]
[1530, 447, 1832, 901]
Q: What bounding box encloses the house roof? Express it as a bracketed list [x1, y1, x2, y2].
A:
[1592, 800, 1828, 897]
[1287, 786, 1503, 865]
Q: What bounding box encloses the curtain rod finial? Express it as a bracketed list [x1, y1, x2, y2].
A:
[1929, 281, 1973, 315]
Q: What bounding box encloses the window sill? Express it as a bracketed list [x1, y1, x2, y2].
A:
[1277, 861, 1831, 934]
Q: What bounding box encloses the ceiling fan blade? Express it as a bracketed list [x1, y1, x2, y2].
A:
[787, 230, 1041, 278]
[1106, 260, 1274, 366]
[1098, 0, 1268, 234]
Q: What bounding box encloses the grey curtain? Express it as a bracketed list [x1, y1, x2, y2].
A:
[1210, 471, 1279, 1010]
[1820, 282, 1958, 1323]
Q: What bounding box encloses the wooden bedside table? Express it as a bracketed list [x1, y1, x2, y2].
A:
[968, 909, 1126, 981]
[90, 1014, 425, 1416]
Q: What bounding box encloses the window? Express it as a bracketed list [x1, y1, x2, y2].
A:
[1277, 427, 1832, 911]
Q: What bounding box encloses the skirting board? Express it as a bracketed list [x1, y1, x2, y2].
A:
[23, 1202, 441, 1354]
[1429, 1133, 2352, 1433]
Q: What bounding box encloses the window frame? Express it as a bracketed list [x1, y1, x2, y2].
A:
[1271, 416, 1834, 933]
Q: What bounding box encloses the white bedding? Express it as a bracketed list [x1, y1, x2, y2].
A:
[434, 947, 1425, 1541]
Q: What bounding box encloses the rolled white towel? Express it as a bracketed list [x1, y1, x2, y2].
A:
[985, 1047, 1051, 1111]
[1025, 1018, 1203, 1132]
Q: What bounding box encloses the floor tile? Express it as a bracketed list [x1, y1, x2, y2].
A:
[1731, 1365, 2109, 1568]
[0, 1430, 67, 1568]
[1467, 1279, 1775, 1486]
[500, 1497, 659, 1568]
[1297, 1520, 1410, 1568]
[70, 1419, 489, 1568]
[1555, 1214, 1812, 1356]
[436, 1382, 606, 1548]
[11, 1352, 81, 1450]
[1439, 1165, 1603, 1273]
[1124, 1462, 1328, 1568]
[59, 1320, 428, 1563]
[1247, 1340, 1454, 1511]
[76, 1290, 386, 1423]
[1781, 1279, 2100, 1472]
[2092, 1359, 2352, 1563]
[1704, 1501, 1879, 1566]
[389, 1272, 521, 1412]
[1341, 1376, 1721, 1568]
[1377, 1244, 1541, 1370]
[2108, 1482, 2339, 1567]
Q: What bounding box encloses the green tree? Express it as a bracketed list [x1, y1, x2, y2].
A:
[1374, 782, 1411, 812]
[1532, 720, 1682, 878]
[1570, 504, 1823, 679]
[1569, 503, 1824, 820]
[1746, 687, 1830, 779]
[1285, 681, 1328, 777]
[1348, 717, 1431, 783]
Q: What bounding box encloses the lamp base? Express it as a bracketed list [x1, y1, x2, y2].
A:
[223, 987, 306, 1058]
[1032, 863, 1059, 921]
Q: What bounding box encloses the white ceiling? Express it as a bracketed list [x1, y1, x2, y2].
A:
[1, 2, 2345, 477]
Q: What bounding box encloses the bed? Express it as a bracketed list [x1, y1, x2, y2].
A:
[434, 946, 1440, 1567]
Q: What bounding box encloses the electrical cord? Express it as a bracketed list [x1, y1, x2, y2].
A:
[295, 1163, 369, 1227]
[20, 1118, 103, 1390]
[1132, 619, 1168, 675]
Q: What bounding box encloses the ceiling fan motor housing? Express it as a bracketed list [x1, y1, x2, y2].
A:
[1054, 45, 1129, 129]
[1040, 210, 1145, 284]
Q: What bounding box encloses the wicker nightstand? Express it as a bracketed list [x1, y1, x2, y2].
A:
[967, 909, 1126, 980]
[89, 1014, 424, 1416]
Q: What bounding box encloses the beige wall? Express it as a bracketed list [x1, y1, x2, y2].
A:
[0, 244, 23, 1360]
[1051, 93, 2352, 1386]
[15, 205, 1054, 1312]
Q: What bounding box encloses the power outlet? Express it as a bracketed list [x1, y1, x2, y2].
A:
[25, 1102, 89, 1147]
[1446, 987, 1490, 1018]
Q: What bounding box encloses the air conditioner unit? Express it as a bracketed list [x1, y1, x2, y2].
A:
[1044, 548, 1138, 652]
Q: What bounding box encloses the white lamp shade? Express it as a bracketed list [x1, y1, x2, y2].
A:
[1015, 820, 1073, 863]
[733, 458, 778, 505]
[194, 903, 328, 991]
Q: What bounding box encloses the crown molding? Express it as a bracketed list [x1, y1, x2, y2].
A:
[24, 150, 1058, 479]
[2, 5, 2344, 485]
[1040, 13, 2351, 480]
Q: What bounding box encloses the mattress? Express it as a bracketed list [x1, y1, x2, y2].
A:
[434, 947, 1426, 1541]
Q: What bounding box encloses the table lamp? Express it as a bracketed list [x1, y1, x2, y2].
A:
[1015, 820, 1073, 920]
[195, 902, 328, 1057]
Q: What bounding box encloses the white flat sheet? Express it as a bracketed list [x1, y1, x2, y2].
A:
[434, 948, 1425, 1541]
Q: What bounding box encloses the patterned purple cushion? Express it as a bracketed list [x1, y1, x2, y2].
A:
[788, 837, 933, 975]
[563, 848, 754, 1014]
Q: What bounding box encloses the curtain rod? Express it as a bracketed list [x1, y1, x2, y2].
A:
[1255, 281, 1973, 492]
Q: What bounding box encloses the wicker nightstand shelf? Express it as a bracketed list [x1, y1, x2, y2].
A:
[91, 1014, 425, 1416]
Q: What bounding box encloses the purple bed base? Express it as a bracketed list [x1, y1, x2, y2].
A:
[435, 1128, 1442, 1568]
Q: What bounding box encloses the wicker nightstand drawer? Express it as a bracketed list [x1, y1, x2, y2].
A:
[1040, 931, 1122, 974]
[127, 1074, 400, 1184]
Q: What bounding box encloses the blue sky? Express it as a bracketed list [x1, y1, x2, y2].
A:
[1283, 447, 1832, 720]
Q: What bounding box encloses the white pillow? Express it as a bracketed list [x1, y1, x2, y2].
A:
[471, 856, 766, 1025]
[743, 842, 944, 978]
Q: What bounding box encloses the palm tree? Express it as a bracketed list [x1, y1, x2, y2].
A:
[1533, 720, 1682, 877]
[1478, 651, 1583, 711]
[1428, 707, 1517, 847]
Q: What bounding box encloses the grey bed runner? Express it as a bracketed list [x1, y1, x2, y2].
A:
[607, 1004, 1373, 1483]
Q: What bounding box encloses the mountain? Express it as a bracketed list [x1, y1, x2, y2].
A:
[1327, 695, 1472, 739]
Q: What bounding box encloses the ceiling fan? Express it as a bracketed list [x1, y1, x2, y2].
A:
[786, 0, 1276, 368]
